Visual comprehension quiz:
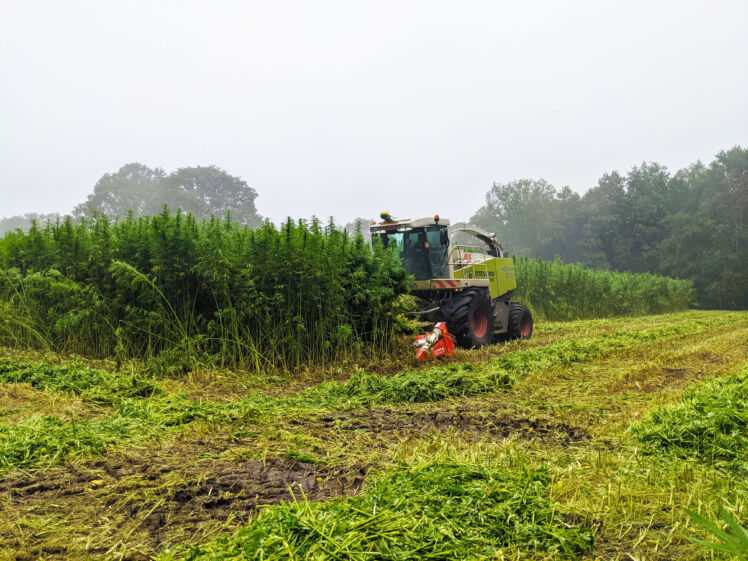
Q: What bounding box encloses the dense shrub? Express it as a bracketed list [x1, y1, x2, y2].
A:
[0, 210, 410, 370]
[515, 256, 693, 320]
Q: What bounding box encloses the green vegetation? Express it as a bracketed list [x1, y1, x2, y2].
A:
[0, 314, 732, 473]
[3, 147, 746, 314]
[632, 364, 748, 475]
[486, 319, 715, 375]
[0, 394, 265, 471]
[299, 364, 511, 407]
[686, 506, 748, 560]
[169, 462, 592, 561]
[0, 357, 160, 404]
[7, 152, 738, 374]
[299, 317, 731, 409]
[0, 206, 700, 374]
[515, 256, 693, 320]
[0, 211, 410, 371]
[0, 413, 140, 471]
[0, 311, 746, 560]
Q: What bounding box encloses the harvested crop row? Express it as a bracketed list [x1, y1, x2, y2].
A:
[1, 313, 746, 561]
[252, 320, 748, 481]
[631, 363, 748, 476]
[160, 461, 594, 561]
[508, 335, 748, 560]
[0, 444, 366, 561]
[291, 312, 743, 409]
[0, 310, 708, 408]
[0, 358, 160, 404]
[0, 395, 265, 472]
[167, 324, 748, 561]
[1, 313, 739, 473]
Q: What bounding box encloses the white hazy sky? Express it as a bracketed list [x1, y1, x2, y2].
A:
[1, 0, 747, 224]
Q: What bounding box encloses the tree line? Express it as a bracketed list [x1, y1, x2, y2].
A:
[0, 163, 262, 234]
[472, 147, 747, 310]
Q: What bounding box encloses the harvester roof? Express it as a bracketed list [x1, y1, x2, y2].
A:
[370, 215, 450, 234]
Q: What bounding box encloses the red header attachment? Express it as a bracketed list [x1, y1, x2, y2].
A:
[414, 321, 455, 361]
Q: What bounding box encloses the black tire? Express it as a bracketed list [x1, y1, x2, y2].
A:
[439, 288, 495, 348]
[506, 302, 533, 340]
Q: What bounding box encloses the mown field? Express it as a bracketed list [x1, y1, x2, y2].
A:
[1, 309, 746, 560]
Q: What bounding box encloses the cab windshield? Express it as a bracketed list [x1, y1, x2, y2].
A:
[380, 226, 449, 280]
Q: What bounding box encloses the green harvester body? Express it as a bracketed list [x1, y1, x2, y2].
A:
[370, 214, 533, 347]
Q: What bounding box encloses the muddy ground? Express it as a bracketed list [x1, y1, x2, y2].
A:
[0, 401, 588, 560]
[1, 314, 746, 561]
[0, 433, 367, 560]
[308, 406, 589, 444]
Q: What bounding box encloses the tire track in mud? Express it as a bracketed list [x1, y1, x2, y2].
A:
[301, 405, 589, 445]
[0, 434, 367, 560]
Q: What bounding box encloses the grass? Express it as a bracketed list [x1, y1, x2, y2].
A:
[1, 310, 747, 561]
[632, 363, 748, 476]
[295, 312, 741, 410]
[0, 395, 266, 471]
[298, 364, 511, 407]
[164, 461, 593, 561]
[0, 312, 739, 473]
[0, 357, 160, 404]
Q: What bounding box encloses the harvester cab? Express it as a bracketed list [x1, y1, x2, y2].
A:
[371, 212, 533, 354]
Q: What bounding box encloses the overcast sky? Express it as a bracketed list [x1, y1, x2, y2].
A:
[1, 1, 746, 224]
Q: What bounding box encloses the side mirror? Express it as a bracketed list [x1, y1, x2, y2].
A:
[440, 229, 449, 246]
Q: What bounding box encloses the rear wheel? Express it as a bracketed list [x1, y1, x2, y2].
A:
[507, 302, 533, 340]
[440, 288, 494, 348]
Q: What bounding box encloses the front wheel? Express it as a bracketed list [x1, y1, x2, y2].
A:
[440, 288, 495, 348]
[506, 302, 533, 340]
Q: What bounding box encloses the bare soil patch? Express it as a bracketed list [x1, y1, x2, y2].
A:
[138, 457, 366, 543]
[309, 405, 588, 444]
